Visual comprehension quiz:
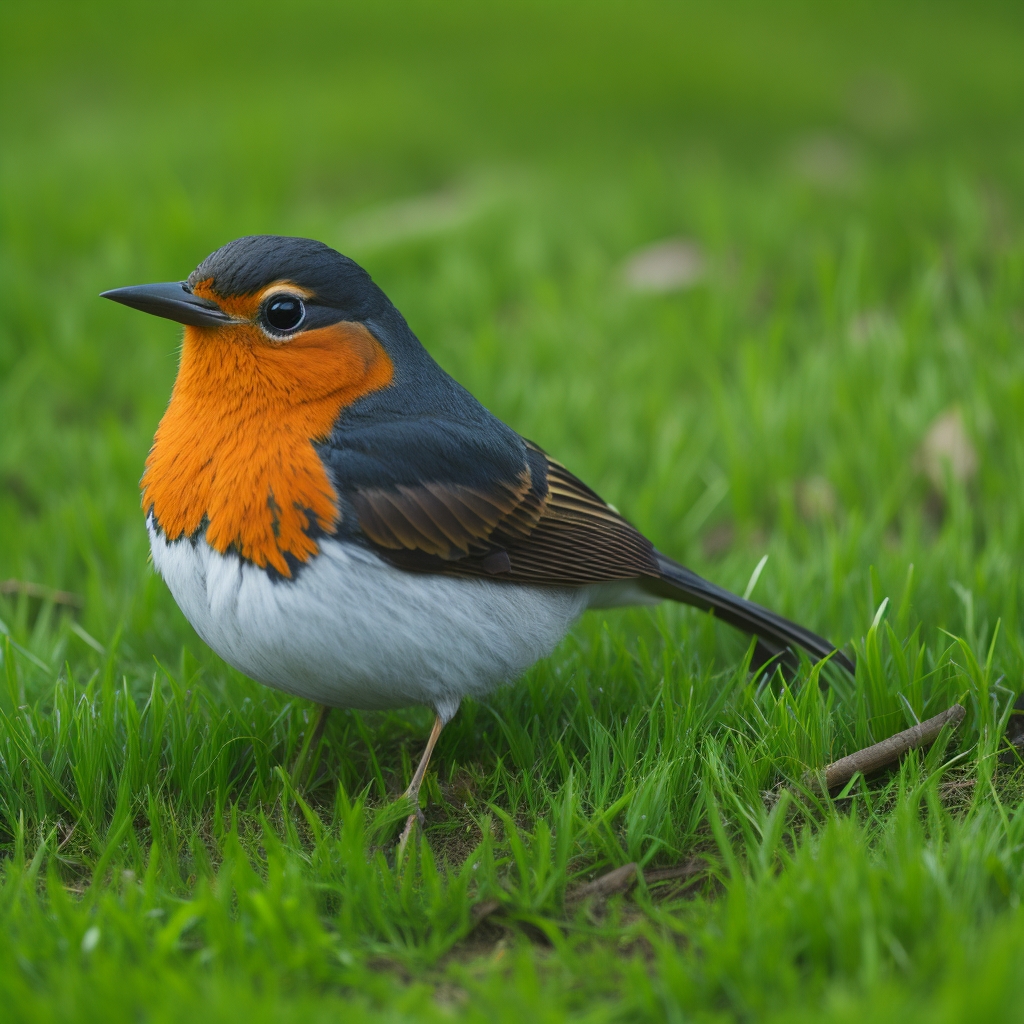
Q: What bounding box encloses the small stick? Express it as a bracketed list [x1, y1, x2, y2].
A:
[470, 899, 500, 926]
[643, 858, 705, 884]
[567, 858, 706, 904]
[469, 857, 707, 928]
[569, 862, 637, 901]
[0, 579, 84, 608]
[808, 703, 966, 793]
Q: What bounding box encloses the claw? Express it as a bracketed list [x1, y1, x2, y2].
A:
[395, 713, 444, 854]
[396, 809, 423, 856]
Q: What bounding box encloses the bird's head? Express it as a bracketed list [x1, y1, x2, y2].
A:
[103, 232, 391, 350]
[102, 236, 401, 575]
[102, 234, 401, 413]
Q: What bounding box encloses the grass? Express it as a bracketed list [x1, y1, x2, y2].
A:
[3, 1, 1024, 1019]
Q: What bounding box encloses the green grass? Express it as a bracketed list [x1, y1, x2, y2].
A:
[3, 1, 1024, 1019]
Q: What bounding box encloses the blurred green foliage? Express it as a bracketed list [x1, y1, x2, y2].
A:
[2, 2, 1024, 1021]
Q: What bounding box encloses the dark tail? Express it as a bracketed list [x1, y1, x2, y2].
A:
[644, 551, 855, 676]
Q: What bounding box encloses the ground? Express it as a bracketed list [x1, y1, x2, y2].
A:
[2, 2, 1024, 1021]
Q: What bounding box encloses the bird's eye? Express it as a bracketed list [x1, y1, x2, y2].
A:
[264, 295, 305, 333]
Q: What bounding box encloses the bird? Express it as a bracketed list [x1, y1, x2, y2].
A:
[102, 235, 853, 845]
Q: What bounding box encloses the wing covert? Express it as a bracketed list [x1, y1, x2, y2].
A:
[338, 437, 658, 585]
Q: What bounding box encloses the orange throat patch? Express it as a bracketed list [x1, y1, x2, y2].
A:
[142, 317, 393, 576]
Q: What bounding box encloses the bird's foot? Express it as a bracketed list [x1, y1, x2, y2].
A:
[396, 806, 426, 856]
[395, 712, 444, 856]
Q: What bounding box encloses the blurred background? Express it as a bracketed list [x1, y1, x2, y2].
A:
[1, 1, 1023, 670]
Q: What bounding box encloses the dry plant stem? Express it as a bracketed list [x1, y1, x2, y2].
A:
[570, 863, 638, 901]
[0, 579, 84, 607]
[471, 858, 709, 928]
[290, 704, 331, 789]
[397, 713, 444, 854]
[810, 703, 966, 793]
[643, 858, 705, 884]
[471, 899, 500, 924]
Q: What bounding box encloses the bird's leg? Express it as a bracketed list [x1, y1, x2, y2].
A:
[290, 703, 331, 790]
[397, 713, 444, 853]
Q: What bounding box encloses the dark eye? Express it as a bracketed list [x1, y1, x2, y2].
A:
[265, 295, 305, 333]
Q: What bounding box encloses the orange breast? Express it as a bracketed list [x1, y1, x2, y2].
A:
[142, 320, 393, 576]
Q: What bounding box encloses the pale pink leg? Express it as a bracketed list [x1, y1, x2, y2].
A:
[397, 713, 444, 852]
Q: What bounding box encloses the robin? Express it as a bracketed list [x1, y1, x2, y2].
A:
[102, 235, 853, 843]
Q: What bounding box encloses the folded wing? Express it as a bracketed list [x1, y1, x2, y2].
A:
[328, 432, 852, 673]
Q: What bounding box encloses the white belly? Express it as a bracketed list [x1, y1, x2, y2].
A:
[147, 518, 589, 720]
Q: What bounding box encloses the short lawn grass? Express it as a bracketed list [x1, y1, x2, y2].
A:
[3, 3, 1024, 1020]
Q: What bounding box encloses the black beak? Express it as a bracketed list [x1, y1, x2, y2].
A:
[100, 281, 236, 328]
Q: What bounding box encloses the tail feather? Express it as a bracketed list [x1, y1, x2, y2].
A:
[645, 552, 855, 676]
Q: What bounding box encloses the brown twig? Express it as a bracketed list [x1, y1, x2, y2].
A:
[807, 703, 966, 793]
[643, 857, 705, 885]
[470, 708, 966, 934]
[569, 862, 637, 901]
[568, 857, 707, 902]
[469, 857, 708, 931]
[471, 899, 500, 925]
[0, 579, 84, 608]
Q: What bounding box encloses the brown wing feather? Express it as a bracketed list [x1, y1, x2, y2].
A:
[351, 441, 658, 585]
[351, 468, 538, 559]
